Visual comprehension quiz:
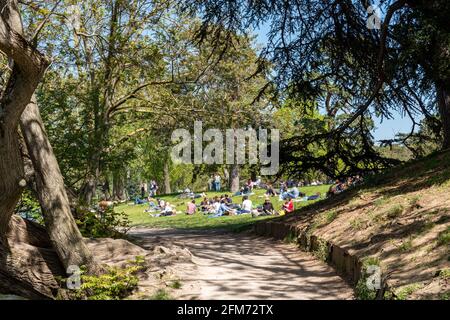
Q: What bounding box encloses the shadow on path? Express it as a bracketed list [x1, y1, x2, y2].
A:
[130, 228, 354, 300]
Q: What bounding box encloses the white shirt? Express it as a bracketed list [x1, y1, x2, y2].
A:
[242, 199, 252, 211]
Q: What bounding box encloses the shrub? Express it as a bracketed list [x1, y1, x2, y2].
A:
[76, 206, 130, 238]
[408, 196, 421, 208]
[324, 210, 338, 224]
[355, 278, 377, 300]
[399, 237, 413, 252]
[439, 268, 450, 280]
[70, 257, 144, 300]
[437, 227, 450, 246]
[312, 239, 329, 262]
[386, 204, 404, 219]
[169, 280, 182, 289]
[374, 197, 386, 207]
[350, 218, 365, 230]
[394, 283, 423, 300]
[151, 289, 172, 300]
[355, 257, 381, 300]
[283, 231, 298, 244]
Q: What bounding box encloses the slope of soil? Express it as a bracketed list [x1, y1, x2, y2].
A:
[257, 150, 450, 300]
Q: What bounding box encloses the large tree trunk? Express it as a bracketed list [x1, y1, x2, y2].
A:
[0, 127, 25, 235]
[229, 164, 240, 193]
[20, 97, 99, 272]
[0, 215, 65, 299]
[437, 83, 450, 149]
[163, 161, 171, 194]
[0, 0, 49, 236]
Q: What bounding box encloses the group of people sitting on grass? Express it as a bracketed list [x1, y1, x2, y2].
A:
[327, 175, 363, 197]
[144, 198, 177, 217]
[143, 192, 298, 218]
[183, 193, 296, 217]
[197, 194, 253, 217]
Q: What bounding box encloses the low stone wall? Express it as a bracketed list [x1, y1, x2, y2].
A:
[254, 221, 363, 285]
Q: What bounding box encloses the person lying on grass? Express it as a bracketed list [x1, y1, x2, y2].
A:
[307, 192, 321, 201]
[280, 186, 305, 201]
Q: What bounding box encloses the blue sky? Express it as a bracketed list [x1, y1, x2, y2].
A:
[253, 21, 418, 142]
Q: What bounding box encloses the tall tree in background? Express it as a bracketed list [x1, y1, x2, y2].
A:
[184, 0, 450, 177]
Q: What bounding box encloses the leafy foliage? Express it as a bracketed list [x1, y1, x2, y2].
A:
[70, 257, 145, 300]
[76, 207, 131, 239]
[15, 190, 44, 225]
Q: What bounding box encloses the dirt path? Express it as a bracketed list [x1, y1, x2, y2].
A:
[130, 228, 354, 300]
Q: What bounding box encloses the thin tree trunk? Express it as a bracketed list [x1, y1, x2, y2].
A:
[102, 177, 111, 201]
[20, 96, 99, 272]
[229, 164, 240, 193]
[437, 83, 450, 149]
[163, 162, 171, 194]
[113, 170, 126, 201]
[80, 157, 100, 205]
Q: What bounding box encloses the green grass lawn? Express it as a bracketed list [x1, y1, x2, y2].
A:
[117, 185, 330, 232]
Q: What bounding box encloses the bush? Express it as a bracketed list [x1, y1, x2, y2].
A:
[394, 283, 423, 300]
[355, 257, 381, 300]
[324, 210, 338, 224]
[386, 204, 404, 219]
[70, 257, 144, 300]
[150, 289, 172, 300]
[76, 206, 130, 238]
[312, 239, 329, 262]
[437, 227, 450, 246]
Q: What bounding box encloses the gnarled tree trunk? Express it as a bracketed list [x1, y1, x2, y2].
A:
[0, 215, 65, 299]
[20, 96, 98, 272]
[0, 0, 49, 236]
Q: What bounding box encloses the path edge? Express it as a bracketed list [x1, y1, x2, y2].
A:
[253, 220, 393, 300]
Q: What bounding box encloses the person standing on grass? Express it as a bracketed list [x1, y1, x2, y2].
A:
[214, 174, 221, 191]
[141, 183, 145, 199]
